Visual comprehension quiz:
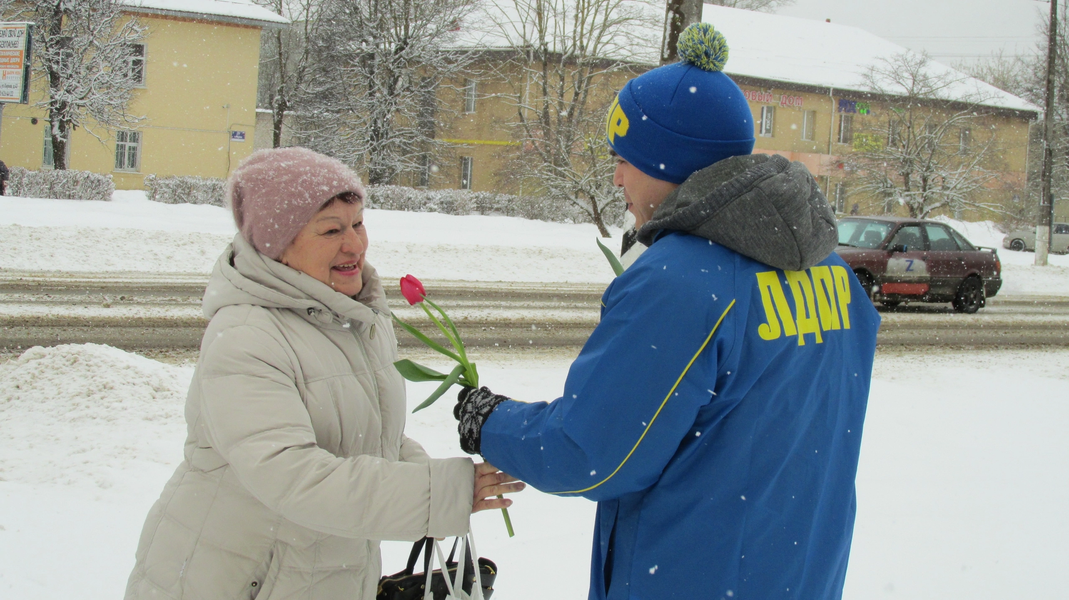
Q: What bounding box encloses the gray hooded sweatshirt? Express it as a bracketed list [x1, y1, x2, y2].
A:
[638, 153, 838, 271]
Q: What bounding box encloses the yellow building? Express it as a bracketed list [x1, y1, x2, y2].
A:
[0, 0, 287, 190]
[420, 4, 1038, 221]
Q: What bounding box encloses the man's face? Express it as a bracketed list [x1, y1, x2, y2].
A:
[613, 157, 679, 229]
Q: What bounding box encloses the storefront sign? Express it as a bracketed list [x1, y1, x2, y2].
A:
[744, 90, 805, 108]
[838, 99, 871, 115]
[0, 22, 32, 104]
[744, 90, 773, 104]
[779, 94, 804, 108]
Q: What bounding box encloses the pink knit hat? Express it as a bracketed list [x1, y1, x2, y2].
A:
[226, 147, 366, 259]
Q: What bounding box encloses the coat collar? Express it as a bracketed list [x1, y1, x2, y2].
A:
[203, 234, 391, 327]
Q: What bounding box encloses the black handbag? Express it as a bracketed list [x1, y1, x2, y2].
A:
[377, 535, 497, 600]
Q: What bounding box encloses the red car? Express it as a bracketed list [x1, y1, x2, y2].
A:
[834, 217, 1002, 313]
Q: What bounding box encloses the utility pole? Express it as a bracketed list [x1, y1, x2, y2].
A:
[661, 0, 705, 65]
[1036, 0, 1058, 266]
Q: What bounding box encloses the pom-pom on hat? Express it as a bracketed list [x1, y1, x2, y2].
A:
[606, 22, 755, 185]
[226, 147, 366, 260]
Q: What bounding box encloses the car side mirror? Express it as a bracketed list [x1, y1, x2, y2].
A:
[888, 244, 909, 253]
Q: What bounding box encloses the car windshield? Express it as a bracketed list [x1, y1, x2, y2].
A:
[837, 220, 893, 249]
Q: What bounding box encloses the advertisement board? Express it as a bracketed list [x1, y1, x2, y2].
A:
[0, 22, 32, 104]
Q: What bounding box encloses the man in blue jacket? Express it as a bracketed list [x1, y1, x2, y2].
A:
[455, 23, 880, 600]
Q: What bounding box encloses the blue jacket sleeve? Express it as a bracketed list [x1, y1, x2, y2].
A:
[480, 252, 738, 501]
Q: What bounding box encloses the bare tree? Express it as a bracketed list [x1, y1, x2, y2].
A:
[12, 0, 146, 170]
[485, 0, 660, 237]
[253, 0, 326, 148]
[962, 51, 1053, 228]
[297, 0, 479, 186]
[959, 50, 1032, 99]
[845, 52, 1007, 219]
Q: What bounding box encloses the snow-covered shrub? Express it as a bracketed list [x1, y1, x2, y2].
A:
[364, 185, 620, 226]
[144, 175, 226, 207]
[7, 167, 115, 201]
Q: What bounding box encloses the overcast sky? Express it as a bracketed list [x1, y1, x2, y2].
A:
[773, 0, 1052, 65]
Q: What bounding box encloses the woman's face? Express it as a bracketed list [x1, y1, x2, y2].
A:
[279, 197, 368, 297]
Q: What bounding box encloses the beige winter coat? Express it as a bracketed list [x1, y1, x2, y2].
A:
[125, 235, 475, 600]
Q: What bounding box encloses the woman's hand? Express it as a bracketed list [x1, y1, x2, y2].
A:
[472, 462, 524, 514]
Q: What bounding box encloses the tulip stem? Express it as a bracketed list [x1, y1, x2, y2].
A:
[500, 503, 514, 537]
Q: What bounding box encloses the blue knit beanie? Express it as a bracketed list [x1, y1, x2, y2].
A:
[606, 23, 755, 185]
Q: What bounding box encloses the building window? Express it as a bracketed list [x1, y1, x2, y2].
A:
[959, 127, 971, 154]
[43, 125, 54, 168]
[834, 181, 848, 213]
[460, 156, 473, 189]
[801, 110, 816, 141]
[759, 106, 774, 137]
[887, 121, 901, 148]
[115, 130, 142, 171]
[838, 114, 853, 144]
[925, 123, 939, 152]
[463, 78, 476, 113]
[128, 43, 146, 86]
[419, 154, 432, 188]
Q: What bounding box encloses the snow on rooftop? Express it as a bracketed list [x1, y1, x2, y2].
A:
[701, 5, 1037, 114]
[119, 0, 289, 27]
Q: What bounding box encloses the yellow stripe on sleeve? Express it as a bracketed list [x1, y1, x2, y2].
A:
[551, 299, 736, 495]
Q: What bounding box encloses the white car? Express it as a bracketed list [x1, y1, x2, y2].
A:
[1002, 223, 1069, 253]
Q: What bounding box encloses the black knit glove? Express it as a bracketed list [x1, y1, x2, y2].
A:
[454, 386, 509, 455]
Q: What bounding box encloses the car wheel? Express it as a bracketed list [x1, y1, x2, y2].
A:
[1009, 238, 1026, 252]
[952, 277, 985, 314]
[880, 300, 901, 308]
[853, 270, 876, 300]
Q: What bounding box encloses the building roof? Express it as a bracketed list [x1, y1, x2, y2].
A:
[701, 4, 1036, 114]
[457, 2, 1036, 115]
[119, 0, 289, 29]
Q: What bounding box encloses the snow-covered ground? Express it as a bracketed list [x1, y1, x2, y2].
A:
[1, 191, 1068, 292]
[1, 344, 1066, 600]
[1, 192, 1068, 599]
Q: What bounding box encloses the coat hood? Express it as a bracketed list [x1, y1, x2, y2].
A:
[637, 153, 838, 271]
[202, 234, 390, 325]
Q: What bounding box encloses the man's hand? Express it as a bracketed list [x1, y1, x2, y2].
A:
[472, 462, 524, 514]
[454, 386, 510, 454]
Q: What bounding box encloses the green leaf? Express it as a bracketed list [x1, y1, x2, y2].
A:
[393, 359, 448, 382]
[412, 364, 466, 412]
[392, 314, 461, 363]
[596, 237, 625, 277]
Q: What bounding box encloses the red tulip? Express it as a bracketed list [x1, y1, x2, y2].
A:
[400, 274, 426, 305]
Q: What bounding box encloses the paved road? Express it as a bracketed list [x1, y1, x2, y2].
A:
[2, 271, 1068, 352]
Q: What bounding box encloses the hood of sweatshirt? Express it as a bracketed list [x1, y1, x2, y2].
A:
[637, 153, 838, 271]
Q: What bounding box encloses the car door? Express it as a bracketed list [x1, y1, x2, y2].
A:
[1054, 223, 1069, 252]
[923, 223, 967, 297]
[880, 224, 931, 296]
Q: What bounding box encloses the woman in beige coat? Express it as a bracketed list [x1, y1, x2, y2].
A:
[125, 147, 521, 600]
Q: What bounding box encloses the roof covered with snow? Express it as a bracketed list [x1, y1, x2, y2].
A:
[119, 0, 289, 29]
[701, 5, 1036, 114]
